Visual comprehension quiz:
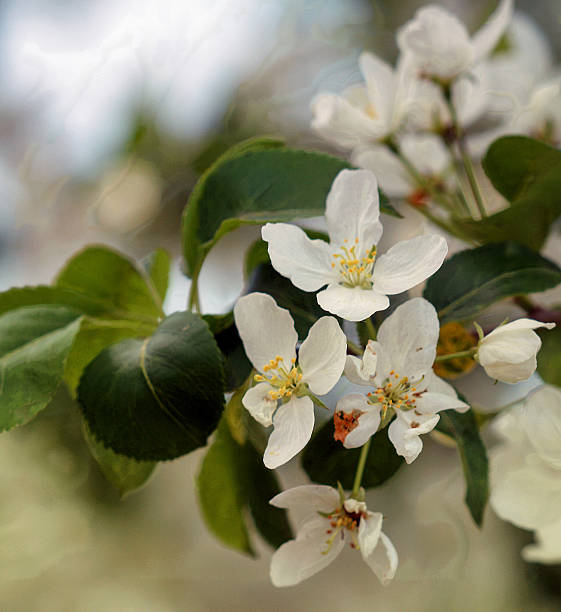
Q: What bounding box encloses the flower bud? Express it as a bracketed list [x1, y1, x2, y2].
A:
[476, 319, 555, 384]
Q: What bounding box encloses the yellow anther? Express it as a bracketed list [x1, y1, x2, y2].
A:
[275, 355, 283, 361]
[355, 237, 359, 244]
[291, 357, 296, 364]
[254, 374, 265, 382]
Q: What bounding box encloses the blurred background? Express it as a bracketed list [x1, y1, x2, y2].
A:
[0, 0, 560, 609]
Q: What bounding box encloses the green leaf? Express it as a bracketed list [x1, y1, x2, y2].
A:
[458, 136, 561, 249]
[423, 242, 561, 323]
[0, 305, 83, 431]
[537, 325, 561, 387]
[197, 417, 292, 555]
[247, 263, 329, 339]
[78, 311, 225, 461]
[84, 425, 157, 497]
[56, 245, 164, 322]
[436, 408, 489, 527]
[301, 419, 403, 490]
[0, 285, 100, 317]
[141, 248, 171, 303]
[181, 138, 396, 278]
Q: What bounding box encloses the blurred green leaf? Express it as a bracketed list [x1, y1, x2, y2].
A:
[84, 425, 157, 497]
[0, 305, 83, 431]
[141, 248, 171, 303]
[181, 137, 396, 279]
[537, 325, 561, 387]
[302, 419, 403, 490]
[78, 311, 224, 461]
[424, 242, 561, 323]
[197, 416, 292, 555]
[458, 137, 561, 249]
[436, 407, 489, 527]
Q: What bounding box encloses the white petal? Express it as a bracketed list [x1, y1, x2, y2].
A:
[311, 93, 381, 150]
[317, 285, 389, 322]
[344, 340, 380, 385]
[325, 169, 383, 249]
[264, 396, 315, 469]
[472, 0, 514, 63]
[377, 297, 439, 381]
[480, 355, 538, 384]
[522, 519, 561, 564]
[357, 511, 383, 558]
[415, 391, 469, 415]
[524, 385, 561, 469]
[335, 394, 382, 449]
[484, 318, 555, 337]
[352, 146, 411, 198]
[270, 484, 339, 514]
[234, 292, 297, 372]
[242, 382, 277, 426]
[270, 517, 345, 587]
[373, 234, 448, 296]
[362, 532, 398, 585]
[358, 52, 395, 129]
[261, 223, 335, 292]
[299, 316, 347, 395]
[399, 133, 450, 177]
[388, 411, 439, 463]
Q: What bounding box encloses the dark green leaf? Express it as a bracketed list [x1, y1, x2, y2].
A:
[0, 305, 83, 431]
[84, 425, 157, 497]
[0, 285, 99, 317]
[78, 311, 224, 461]
[424, 242, 561, 323]
[181, 138, 396, 278]
[436, 408, 489, 526]
[302, 419, 403, 490]
[141, 248, 171, 302]
[197, 416, 292, 555]
[56, 245, 164, 323]
[537, 325, 561, 387]
[458, 136, 561, 249]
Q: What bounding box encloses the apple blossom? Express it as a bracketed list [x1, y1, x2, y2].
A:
[269, 485, 397, 587]
[311, 51, 416, 151]
[491, 385, 561, 563]
[262, 169, 448, 321]
[335, 298, 468, 463]
[233, 292, 346, 469]
[476, 318, 555, 384]
[397, 0, 513, 82]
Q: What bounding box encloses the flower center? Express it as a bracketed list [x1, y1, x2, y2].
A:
[333, 409, 363, 443]
[322, 502, 367, 553]
[367, 370, 420, 419]
[331, 238, 376, 289]
[254, 355, 304, 401]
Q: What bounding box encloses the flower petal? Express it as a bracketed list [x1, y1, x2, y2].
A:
[335, 394, 381, 449]
[524, 385, 561, 470]
[344, 340, 380, 385]
[325, 169, 383, 250]
[352, 146, 411, 198]
[362, 532, 398, 585]
[317, 285, 389, 322]
[357, 511, 383, 558]
[472, 0, 513, 63]
[270, 517, 344, 587]
[234, 292, 297, 372]
[261, 223, 335, 292]
[270, 484, 340, 514]
[242, 382, 277, 426]
[415, 391, 469, 415]
[264, 395, 315, 469]
[388, 411, 439, 463]
[372, 234, 448, 295]
[358, 52, 395, 129]
[299, 316, 347, 395]
[377, 297, 439, 381]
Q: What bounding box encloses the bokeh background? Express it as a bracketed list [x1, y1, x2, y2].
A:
[1, 1, 560, 610]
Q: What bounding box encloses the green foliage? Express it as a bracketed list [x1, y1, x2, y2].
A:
[302, 419, 403, 490]
[424, 242, 561, 323]
[142, 248, 171, 303]
[181, 137, 397, 279]
[458, 137, 561, 249]
[84, 425, 157, 497]
[436, 408, 489, 527]
[197, 415, 292, 555]
[537, 325, 561, 387]
[78, 311, 225, 461]
[0, 305, 83, 431]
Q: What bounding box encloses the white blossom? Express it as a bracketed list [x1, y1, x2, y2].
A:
[476, 318, 555, 384]
[233, 292, 347, 469]
[269, 485, 397, 587]
[491, 385, 561, 563]
[397, 0, 513, 82]
[335, 298, 468, 463]
[262, 169, 448, 322]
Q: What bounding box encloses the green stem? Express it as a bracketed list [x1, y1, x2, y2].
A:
[435, 348, 477, 362]
[308, 393, 330, 410]
[352, 438, 371, 498]
[188, 263, 202, 313]
[364, 317, 377, 341]
[347, 340, 363, 356]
